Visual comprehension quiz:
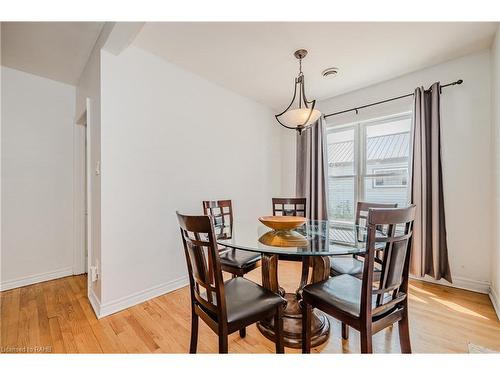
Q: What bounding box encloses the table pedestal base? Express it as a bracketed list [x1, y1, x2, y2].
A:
[257, 292, 330, 349]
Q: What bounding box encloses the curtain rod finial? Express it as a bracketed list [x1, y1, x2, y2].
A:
[456, 79, 463, 85]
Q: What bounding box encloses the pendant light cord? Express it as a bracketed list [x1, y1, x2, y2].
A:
[298, 57, 303, 108]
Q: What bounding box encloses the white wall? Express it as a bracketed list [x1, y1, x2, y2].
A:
[1, 67, 76, 290]
[490, 26, 500, 318]
[97, 46, 283, 316]
[281, 130, 297, 197]
[283, 50, 493, 293]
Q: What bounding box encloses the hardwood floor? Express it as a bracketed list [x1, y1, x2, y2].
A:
[1, 261, 500, 353]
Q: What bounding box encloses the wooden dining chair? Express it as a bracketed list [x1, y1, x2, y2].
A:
[202, 200, 261, 278]
[177, 212, 285, 353]
[272, 197, 307, 217]
[302, 205, 416, 353]
[330, 201, 398, 279]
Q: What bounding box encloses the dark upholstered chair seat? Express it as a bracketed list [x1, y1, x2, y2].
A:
[303, 274, 389, 318]
[330, 257, 364, 276]
[219, 249, 261, 270]
[204, 277, 285, 324]
[330, 256, 382, 279]
[225, 278, 285, 324]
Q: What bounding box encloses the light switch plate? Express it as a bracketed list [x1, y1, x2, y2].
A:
[90, 265, 99, 282]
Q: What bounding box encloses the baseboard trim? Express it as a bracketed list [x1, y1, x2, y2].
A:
[0, 267, 74, 292]
[98, 276, 189, 318]
[489, 287, 500, 321]
[410, 275, 491, 294]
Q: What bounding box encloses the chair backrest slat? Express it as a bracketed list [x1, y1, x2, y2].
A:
[272, 198, 306, 217]
[177, 212, 227, 321]
[360, 205, 416, 317]
[355, 202, 397, 264]
[356, 201, 398, 230]
[202, 200, 233, 240]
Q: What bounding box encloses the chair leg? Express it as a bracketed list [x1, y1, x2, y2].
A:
[301, 302, 312, 354]
[189, 309, 199, 354]
[341, 322, 349, 340]
[218, 333, 228, 354]
[398, 308, 412, 353]
[239, 328, 246, 338]
[275, 306, 284, 354]
[360, 324, 373, 354]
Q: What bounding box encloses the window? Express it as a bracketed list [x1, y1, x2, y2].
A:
[327, 113, 412, 223]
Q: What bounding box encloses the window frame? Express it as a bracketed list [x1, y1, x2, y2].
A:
[326, 112, 413, 224]
[372, 167, 409, 188]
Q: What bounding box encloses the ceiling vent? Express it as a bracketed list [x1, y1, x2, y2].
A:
[322, 67, 339, 78]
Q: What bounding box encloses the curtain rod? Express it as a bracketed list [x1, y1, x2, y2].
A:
[323, 79, 463, 119]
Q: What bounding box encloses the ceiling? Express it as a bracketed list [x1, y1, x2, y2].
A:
[1, 22, 104, 85]
[133, 22, 498, 110]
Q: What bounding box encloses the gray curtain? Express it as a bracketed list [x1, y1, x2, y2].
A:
[296, 117, 329, 221]
[410, 82, 452, 282]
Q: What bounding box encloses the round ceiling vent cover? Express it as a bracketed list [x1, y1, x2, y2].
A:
[322, 67, 339, 77]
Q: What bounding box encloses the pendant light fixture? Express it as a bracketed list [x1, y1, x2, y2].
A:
[275, 49, 321, 134]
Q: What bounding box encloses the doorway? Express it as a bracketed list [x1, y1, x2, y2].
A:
[73, 104, 90, 279]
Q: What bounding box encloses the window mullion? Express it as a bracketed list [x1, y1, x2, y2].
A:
[352, 124, 359, 223]
[357, 124, 365, 203]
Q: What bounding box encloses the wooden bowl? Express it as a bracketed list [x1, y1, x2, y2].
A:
[258, 216, 306, 231]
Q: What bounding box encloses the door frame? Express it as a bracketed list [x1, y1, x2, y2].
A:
[73, 98, 92, 280]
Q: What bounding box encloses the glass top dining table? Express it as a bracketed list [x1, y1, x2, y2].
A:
[217, 220, 370, 257]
